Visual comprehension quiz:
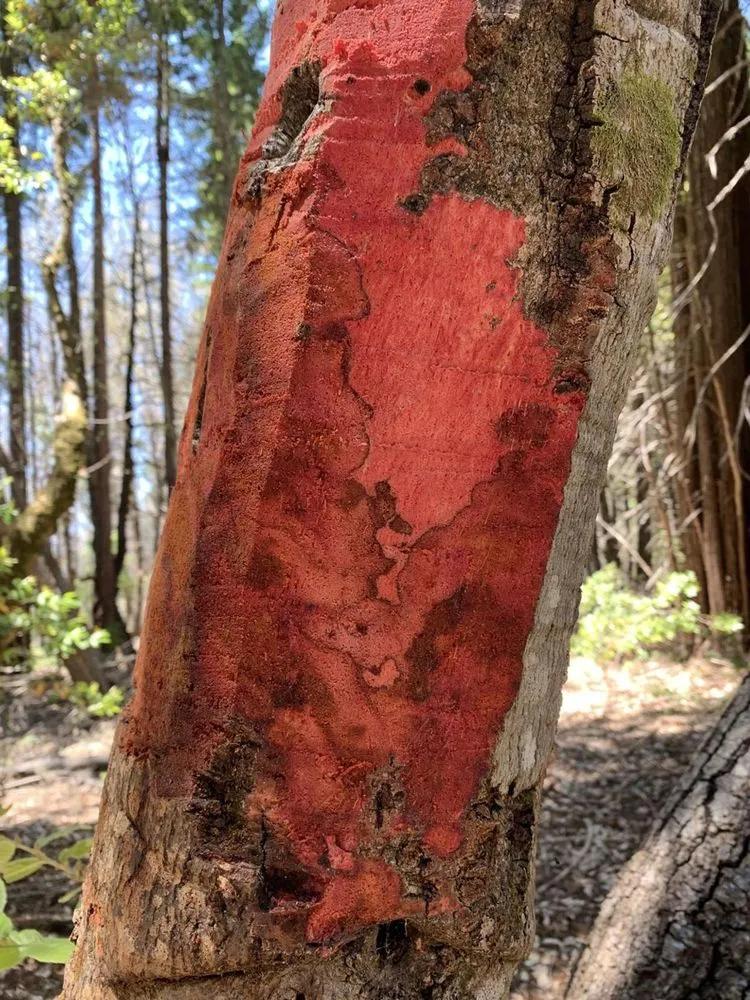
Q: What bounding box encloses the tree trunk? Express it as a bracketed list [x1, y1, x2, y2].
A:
[89, 83, 126, 643]
[114, 189, 139, 585]
[212, 0, 235, 218]
[1, 11, 26, 512]
[6, 379, 87, 574]
[157, 25, 178, 494]
[135, 181, 168, 533]
[567, 672, 750, 1000]
[16, 112, 106, 689]
[62, 3, 716, 998]
[670, 0, 750, 624]
[5, 114, 90, 577]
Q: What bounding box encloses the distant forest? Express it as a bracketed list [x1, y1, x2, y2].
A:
[1, 0, 750, 664]
[2, 0, 270, 654]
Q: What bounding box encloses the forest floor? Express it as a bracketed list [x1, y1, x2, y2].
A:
[0, 654, 742, 999]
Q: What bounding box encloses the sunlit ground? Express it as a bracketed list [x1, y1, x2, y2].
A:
[0, 652, 740, 999]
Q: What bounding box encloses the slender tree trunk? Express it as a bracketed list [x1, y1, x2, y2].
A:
[23, 112, 106, 689]
[114, 190, 140, 584]
[134, 178, 168, 527]
[62, 3, 716, 998]
[9, 113, 91, 574]
[1, 19, 26, 512]
[671, 0, 750, 624]
[567, 672, 750, 1000]
[63, 510, 76, 583]
[44, 117, 86, 402]
[132, 499, 145, 635]
[156, 26, 177, 494]
[212, 0, 235, 217]
[4, 224, 24, 506]
[89, 82, 126, 642]
[635, 473, 651, 578]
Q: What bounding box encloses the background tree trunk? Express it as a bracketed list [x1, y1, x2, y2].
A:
[62, 2, 716, 998]
[1, 2, 27, 511]
[157, 23, 177, 495]
[567, 673, 750, 1000]
[19, 111, 107, 686]
[212, 0, 235, 218]
[114, 176, 140, 585]
[89, 80, 126, 642]
[8, 111, 90, 576]
[670, 0, 750, 624]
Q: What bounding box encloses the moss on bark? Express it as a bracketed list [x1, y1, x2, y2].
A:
[593, 72, 681, 220]
[6, 379, 86, 575]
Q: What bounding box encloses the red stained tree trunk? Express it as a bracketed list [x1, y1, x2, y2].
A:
[63, 2, 716, 997]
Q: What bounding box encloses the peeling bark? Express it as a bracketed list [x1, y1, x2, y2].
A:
[567, 673, 750, 999]
[62, 2, 716, 998]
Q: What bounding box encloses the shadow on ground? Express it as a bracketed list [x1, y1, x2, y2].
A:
[0, 657, 741, 999]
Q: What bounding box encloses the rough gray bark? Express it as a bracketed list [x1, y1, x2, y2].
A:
[61, 2, 717, 998]
[567, 672, 750, 1000]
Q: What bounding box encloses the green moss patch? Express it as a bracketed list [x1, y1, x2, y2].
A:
[593, 72, 681, 219]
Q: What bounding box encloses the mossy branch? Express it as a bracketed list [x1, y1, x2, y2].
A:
[4, 380, 87, 576]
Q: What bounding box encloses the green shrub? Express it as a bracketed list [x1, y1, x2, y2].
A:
[0, 882, 72, 970]
[0, 546, 109, 668]
[0, 814, 92, 970]
[67, 681, 123, 718]
[0, 487, 109, 668]
[572, 564, 742, 663]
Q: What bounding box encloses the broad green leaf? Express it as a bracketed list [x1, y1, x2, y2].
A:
[0, 939, 23, 970]
[0, 838, 16, 866]
[0, 913, 12, 937]
[57, 886, 81, 905]
[58, 838, 92, 862]
[0, 880, 6, 914]
[35, 826, 88, 850]
[2, 857, 43, 883]
[9, 928, 42, 944]
[24, 935, 73, 964]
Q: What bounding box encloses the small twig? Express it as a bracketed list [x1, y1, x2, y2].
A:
[2, 775, 41, 790]
[538, 819, 596, 893]
[10, 840, 85, 882]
